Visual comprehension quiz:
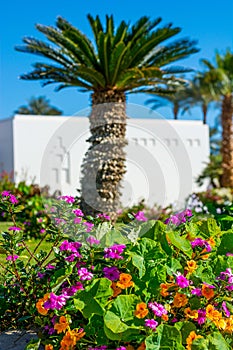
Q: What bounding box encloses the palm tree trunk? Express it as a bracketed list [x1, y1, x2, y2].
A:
[80, 90, 127, 219]
[202, 103, 207, 124]
[173, 103, 179, 120]
[221, 94, 233, 187]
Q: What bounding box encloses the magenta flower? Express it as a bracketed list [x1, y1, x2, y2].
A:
[6, 255, 19, 261]
[195, 309, 206, 325]
[88, 347, 107, 350]
[78, 267, 93, 281]
[191, 238, 211, 252]
[86, 236, 100, 246]
[59, 195, 75, 204]
[148, 302, 167, 317]
[104, 244, 126, 259]
[145, 319, 158, 330]
[74, 217, 82, 224]
[222, 302, 230, 317]
[65, 252, 82, 261]
[83, 222, 94, 232]
[8, 226, 21, 231]
[43, 292, 69, 310]
[37, 272, 46, 279]
[1, 190, 11, 197]
[226, 252, 233, 256]
[97, 213, 111, 221]
[46, 264, 55, 270]
[73, 208, 84, 217]
[62, 282, 84, 296]
[191, 288, 202, 297]
[9, 194, 18, 204]
[176, 273, 189, 288]
[103, 266, 120, 281]
[116, 347, 126, 350]
[135, 211, 148, 222]
[40, 229, 46, 234]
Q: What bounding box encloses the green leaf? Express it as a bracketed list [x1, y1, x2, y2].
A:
[145, 324, 184, 349]
[174, 321, 196, 344]
[198, 218, 221, 238]
[110, 294, 140, 322]
[207, 332, 231, 350]
[191, 337, 209, 349]
[73, 298, 85, 311]
[24, 338, 41, 350]
[218, 232, 233, 255]
[104, 311, 129, 333]
[167, 231, 193, 257]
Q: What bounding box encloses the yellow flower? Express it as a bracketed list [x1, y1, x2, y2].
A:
[54, 316, 69, 334]
[225, 315, 233, 333]
[60, 328, 85, 349]
[173, 292, 188, 308]
[184, 307, 198, 319]
[186, 331, 203, 350]
[116, 273, 134, 289]
[134, 302, 149, 319]
[206, 304, 222, 322]
[214, 317, 226, 330]
[207, 237, 216, 247]
[185, 260, 197, 274]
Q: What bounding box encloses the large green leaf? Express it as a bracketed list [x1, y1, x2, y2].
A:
[207, 332, 231, 350]
[110, 294, 140, 322]
[145, 324, 184, 349]
[217, 232, 233, 255]
[104, 311, 129, 333]
[166, 231, 193, 257]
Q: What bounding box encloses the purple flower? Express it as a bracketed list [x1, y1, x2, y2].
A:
[44, 292, 69, 310]
[46, 264, 55, 270]
[191, 238, 212, 252]
[37, 272, 46, 279]
[103, 266, 120, 281]
[65, 252, 82, 261]
[145, 319, 158, 330]
[74, 217, 82, 224]
[86, 236, 100, 246]
[59, 240, 82, 252]
[78, 267, 93, 281]
[8, 226, 21, 231]
[97, 213, 111, 221]
[176, 273, 189, 288]
[148, 302, 167, 317]
[226, 252, 233, 257]
[116, 347, 126, 350]
[191, 288, 202, 297]
[222, 302, 231, 317]
[54, 218, 66, 225]
[1, 190, 11, 197]
[195, 309, 206, 325]
[59, 195, 75, 204]
[164, 215, 180, 225]
[40, 229, 46, 234]
[135, 211, 148, 222]
[73, 209, 84, 217]
[104, 244, 126, 259]
[62, 282, 84, 296]
[6, 255, 19, 261]
[88, 347, 107, 350]
[8, 195, 18, 204]
[226, 285, 233, 291]
[83, 222, 94, 232]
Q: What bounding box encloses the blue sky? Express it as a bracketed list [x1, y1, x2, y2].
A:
[0, 0, 232, 124]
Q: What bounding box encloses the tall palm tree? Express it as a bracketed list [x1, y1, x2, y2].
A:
[200, 50, 233, 187]
[14, 96, 63, 115]
[15, 15, 198, 217]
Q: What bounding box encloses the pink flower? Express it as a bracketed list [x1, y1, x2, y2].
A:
[191, 288, 202, 296]
[145, 319, 158, 330]
[104, 244, 126, 259]
[74, 217, 82, 224]
[176, 273, 189, 288]
[59, 195, 75, 204]
[222, 302, 230, 317]
[8, 226, 21, 231]
[86, 236, 100, 246]
[1, 190, 11, 197]
[103, 266, 120, 281]
[6, 255, 19, 261]
[73, 209, 84, 217]
[97, 213, 111, 221]
[78, 267, 93, 281]
[83, 222, 94, 232]
[9, 195, 18, 204]
[135, 211, 148, 222]
[43, 292, 69, 310]
[46, 264, 55, 270]
[148, 302, 167, 317]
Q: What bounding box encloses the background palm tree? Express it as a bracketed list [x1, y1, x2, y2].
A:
[200, 50, 233, 187]
[145, 85, 188, 119]
[15, 15, 198, 217]
[14, 96, 63, 115]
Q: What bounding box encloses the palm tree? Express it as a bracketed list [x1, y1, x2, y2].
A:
[200, 50, 233, 187]
[14, 96, 63, 115]
[145, 86, 188, 119]
[15, 15, 198, 217]
[180, 76, 214, 124]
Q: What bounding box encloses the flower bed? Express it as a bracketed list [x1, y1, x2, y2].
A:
[0, 193, 233, 349]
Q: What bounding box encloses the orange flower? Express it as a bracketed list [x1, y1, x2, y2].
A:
[214, 317, 226, 330]
[111, 282, 122, 298]
[201, 284, 215, 300]
[117, 273, 134, 289]
[45, 345, 53, 350]
[54, 316, 69, 334]
[134, 302, 149, 319]
[137, 342, 146, 350]
[186, 331, 203, 350]
[225, 315, 233, 333]
[185, 260, 197, 274]
[126, 346, 135, 350]
[161, 314, 169, 321]
[200, 248, 209, 259]
[60, 329, 85, 349]
[173, 292, 188, 308]
[184, 307, 198, 319]
[160, 282, 176, 297]
[36, 293, 49, 315]
[207, 237, 216, 247]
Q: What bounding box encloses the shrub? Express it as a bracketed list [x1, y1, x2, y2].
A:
[0, 193, 233, 349]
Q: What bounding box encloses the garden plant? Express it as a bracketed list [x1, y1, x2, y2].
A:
[0, 191, 233, 349]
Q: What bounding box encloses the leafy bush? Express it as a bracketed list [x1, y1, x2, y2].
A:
[0, 193, 233, 349]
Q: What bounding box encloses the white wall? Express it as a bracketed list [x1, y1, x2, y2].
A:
[1, 115, 209, 208]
